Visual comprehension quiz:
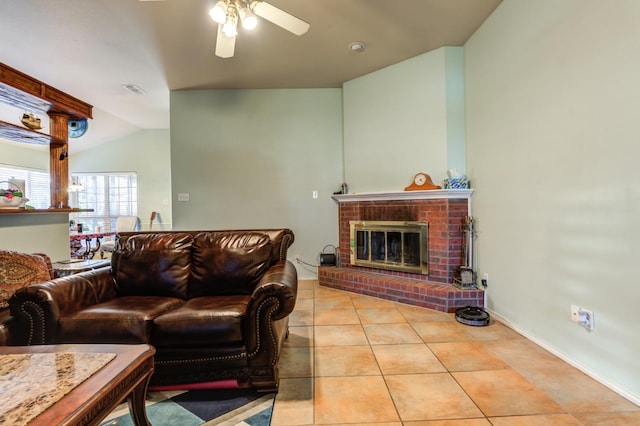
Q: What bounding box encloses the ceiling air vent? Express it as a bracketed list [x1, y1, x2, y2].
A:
[121, 84, 146, 95]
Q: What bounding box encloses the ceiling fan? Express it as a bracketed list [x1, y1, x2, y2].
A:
[140, 0, 310, 58]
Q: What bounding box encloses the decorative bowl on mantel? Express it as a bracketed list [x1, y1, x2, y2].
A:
[0, 181, 24, 208]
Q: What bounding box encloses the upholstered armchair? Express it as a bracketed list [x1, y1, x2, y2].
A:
[0, 250, 54, 345]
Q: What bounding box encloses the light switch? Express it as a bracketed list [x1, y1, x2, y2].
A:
[178, 193, 190, 202]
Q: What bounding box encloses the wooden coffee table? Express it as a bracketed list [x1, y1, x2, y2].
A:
[0, 344, 155, 426]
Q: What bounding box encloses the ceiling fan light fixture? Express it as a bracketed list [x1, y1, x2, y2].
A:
[222, 12, 238, 37]
[209, 0, 227, 24]
[212, 0, 309, 58]
[239, 6, 258, 30]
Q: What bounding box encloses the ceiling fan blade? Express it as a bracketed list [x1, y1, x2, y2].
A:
[251, 1, 309, 36]
[215, 24, 236, 58]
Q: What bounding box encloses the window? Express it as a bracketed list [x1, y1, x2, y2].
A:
[72, 172, 138, 232]
[0, 164, 50, 209]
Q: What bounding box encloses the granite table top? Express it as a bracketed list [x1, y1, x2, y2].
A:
[0, 352, 115, 425]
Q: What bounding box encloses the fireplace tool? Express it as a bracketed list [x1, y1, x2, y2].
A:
[453, 216, 477, 289]
[453, 215, 491, 326]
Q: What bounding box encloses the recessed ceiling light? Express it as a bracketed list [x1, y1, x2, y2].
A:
[121, 84, 146, 95]
[348, 41, 366, 52]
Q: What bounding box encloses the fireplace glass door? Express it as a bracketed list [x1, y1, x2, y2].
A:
[350, 221, 428, 274]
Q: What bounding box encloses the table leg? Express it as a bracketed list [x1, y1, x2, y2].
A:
[126, 371, 152, 426]
[84, 236, 103, 260]
[92, 237, 102, 258]
[84, 238, 92, 259]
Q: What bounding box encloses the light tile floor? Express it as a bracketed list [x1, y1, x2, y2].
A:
[271, 280, 640, 425]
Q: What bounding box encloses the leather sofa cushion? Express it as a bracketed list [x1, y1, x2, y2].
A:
[152, 295, 250, 347]
[189, 232, 273, 297]
[112, 232, 193, 298]
[58, 296, 184, 344]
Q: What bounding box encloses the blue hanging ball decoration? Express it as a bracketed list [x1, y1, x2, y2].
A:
[68, 119, 88, 138]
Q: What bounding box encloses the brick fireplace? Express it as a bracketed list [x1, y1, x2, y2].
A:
[318, 189, 484, 312]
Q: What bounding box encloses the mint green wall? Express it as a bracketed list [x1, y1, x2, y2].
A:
[445, 48, 466, 175]
[71, 129, 172, 231]
[465, 0, 640, 400]
[0, 213, 71, 260]
[0, 144, 70, 260]
[0, 143, 49, 170]
[170, 89, 343, 278]
[343, 47, 465, 192]
[0, 129, 171, 260]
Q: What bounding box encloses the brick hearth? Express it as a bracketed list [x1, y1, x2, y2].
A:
[318, 190, 484, 312]
[318, 267, 484, 312]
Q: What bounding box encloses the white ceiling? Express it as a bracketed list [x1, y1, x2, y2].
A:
[0, 0, 501, 152]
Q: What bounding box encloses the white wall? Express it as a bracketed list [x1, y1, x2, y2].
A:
[170, 89, 343, 279]
[71, 129, 172, 231]
[465, 0, 640, 400]
[343, 47, 465, 193]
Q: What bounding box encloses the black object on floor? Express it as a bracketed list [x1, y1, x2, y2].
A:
[455, 306, 490, 326]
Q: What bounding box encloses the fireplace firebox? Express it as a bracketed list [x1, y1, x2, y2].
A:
[350, 220, 428, 274]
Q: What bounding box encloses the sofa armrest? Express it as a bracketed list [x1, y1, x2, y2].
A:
[245, 260, 298, 358]
[8, 267, 116, 345]
[0, 310, 18, 345]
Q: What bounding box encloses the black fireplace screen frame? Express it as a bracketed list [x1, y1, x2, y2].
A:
[349, 220, 428, 274]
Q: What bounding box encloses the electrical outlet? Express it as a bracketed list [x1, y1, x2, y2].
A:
[571, 304, 595, 331]
[579, 308, 595, 331]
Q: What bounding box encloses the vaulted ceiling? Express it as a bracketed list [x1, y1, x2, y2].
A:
[0, 0, 501, 150]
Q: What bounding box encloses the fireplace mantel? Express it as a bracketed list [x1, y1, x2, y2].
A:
[332, 189, 473, 203]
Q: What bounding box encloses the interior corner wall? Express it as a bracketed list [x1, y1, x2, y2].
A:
[169, 88, 343, 279]
[465, 0, 640, 400]
[71, 129, 173, 231]
[342, 46, 464, 193]
[444, 47, 466, 175]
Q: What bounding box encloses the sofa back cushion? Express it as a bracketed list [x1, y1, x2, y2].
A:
[112, 232, 193, 299]
[189, 231, 273, 297]
[0, 250, 52, 309]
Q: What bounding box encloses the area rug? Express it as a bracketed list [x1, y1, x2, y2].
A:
[100, 389, 274, 426]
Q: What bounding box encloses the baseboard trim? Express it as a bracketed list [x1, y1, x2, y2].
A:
[487, 308, 640, 407]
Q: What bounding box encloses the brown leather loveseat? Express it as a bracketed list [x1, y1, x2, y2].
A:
[9, 229, 297, 392]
